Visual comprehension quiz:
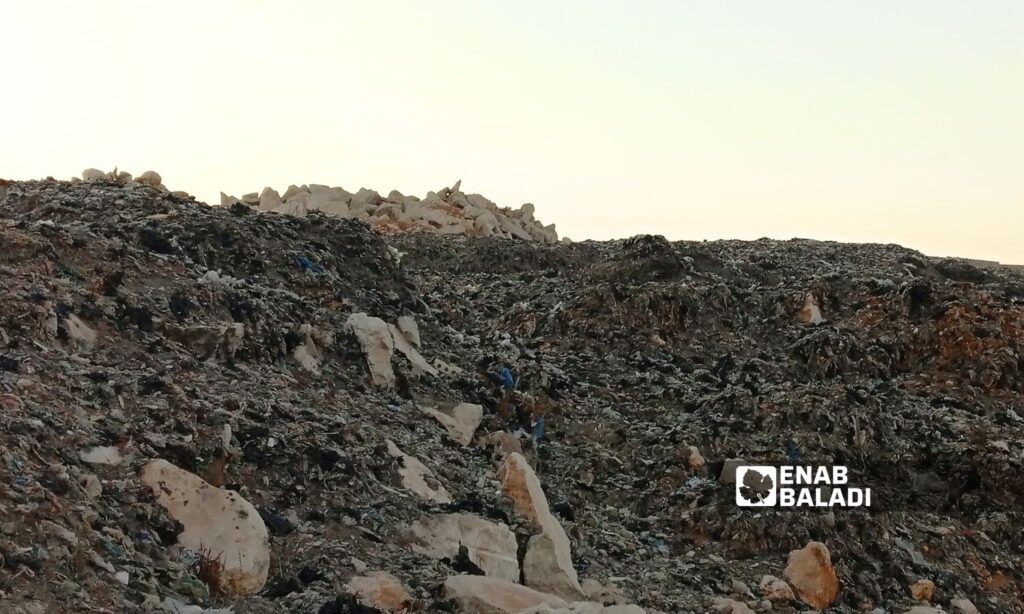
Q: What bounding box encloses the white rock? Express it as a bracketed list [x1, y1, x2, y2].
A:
[410, 513, 520, 582]
[389, 323, 437, 376]
[282, 185, 308, 201]
[346, 571, 414, 612]
[386, 440, 452, 503]
[346, 313, 395, 387]
[64, 314, 98, 352]
[141, 459, 270, 595]
[137, 170, 162, 187]
[258, 187, 282, 210]
[421, 403, 483, 446]
[82, 168, 106, 182]
[80, 446, 123, 466]
[499, 453, 584, 599]
[219, 192, 240, 207]
[444, 575, 568, 614]
[397, 315, 421, 348]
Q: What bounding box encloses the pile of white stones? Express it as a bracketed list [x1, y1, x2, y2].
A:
[222, 179, 559, 243]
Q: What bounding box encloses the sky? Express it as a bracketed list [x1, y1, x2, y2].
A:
[3, 1, 1023, 263]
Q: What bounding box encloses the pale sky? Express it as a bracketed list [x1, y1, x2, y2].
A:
[3, 1, 1023, 263]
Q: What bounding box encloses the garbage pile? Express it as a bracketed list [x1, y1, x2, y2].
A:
[220, 179, 559, 243]
[1, 176, 1023, 613]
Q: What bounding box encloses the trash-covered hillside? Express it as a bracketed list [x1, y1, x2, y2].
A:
[0, 176, 1022, 614]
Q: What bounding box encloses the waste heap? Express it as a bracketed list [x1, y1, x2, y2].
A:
[0, 173, 1022, 613]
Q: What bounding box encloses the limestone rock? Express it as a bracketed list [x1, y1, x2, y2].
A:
[950, 598, 980, 613]
[346, 571, 413, 612]
[758, 575, 795, 602]
[798, 292, 824, 325]
[396, 315, 421, 348]
[719, 458, 745, 484]
[258, 187, 282, 210]
[421, 403, 483, 446]
[80, 446, 123, 466]
[386, 440, 451, 503]
[388, 323, 437, 376]
[409, 513, 519, 582]
[683, 445, 704, 469]
[711, 597, 755, 614]
[443, 575, 567, 614]
[910, 578, 934, 601]
[347, 313, 395, 387]
[783, 541, 839, 610]
[140, 459, 270, 595]
[82, 168, 106, 182]
[498, 453, 584, 599]
[136, 170, 162, 188]
[63, 314, 97, 352]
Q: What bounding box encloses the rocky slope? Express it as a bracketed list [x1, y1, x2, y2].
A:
[0, 177, 1022, 613]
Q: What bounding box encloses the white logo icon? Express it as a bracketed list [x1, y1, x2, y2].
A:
[735, 466, 778, 507]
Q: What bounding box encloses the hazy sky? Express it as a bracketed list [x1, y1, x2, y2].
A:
[3, 1, 1023, 262]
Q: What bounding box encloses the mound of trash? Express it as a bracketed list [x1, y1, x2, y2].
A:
[1, 176, 1023, 613]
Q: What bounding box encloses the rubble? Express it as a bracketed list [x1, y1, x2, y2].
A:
[224, 179, 560, 242]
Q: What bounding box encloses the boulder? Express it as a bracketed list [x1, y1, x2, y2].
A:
[421, 403, 483, 446]
[82, 168, 106, 182]
[136, 170, 162, 187]
[258, 187, 282, 210]
[140, 459, 270, 595]
[498, 453, 584, 599]
[443, 575, 567, 614]
[346, 571, 413, 612]
[386, 440, 451, 503]
[346, 313, 395, 387]
[783, 541, 838, 610]
[409, 513, 519, 582]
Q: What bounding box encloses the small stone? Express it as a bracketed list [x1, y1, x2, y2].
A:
[346, 571, 413, 612]
[683, 446, 705, 469]
[136, 171, 162, 187]
[910, 579, 935, 601]
[950, 598, 980, 614]
[719, 458, 745, 484]
[759, 575, 795, 602]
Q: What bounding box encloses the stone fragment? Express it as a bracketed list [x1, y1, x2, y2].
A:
[346, 571, 413, 612]
[82, 168, 105, 182]
[136, 170, 162, 187]
[443, 575, 567, 614]
[396, 315, 421, 348]
[219, 192, 240, 207]
[258, 187, 282, 210]
[758, 575, 795, 602]
[140, 459, 270, 595]
[498, 453, 583, 599]
[711, 597, 755, 614]
[64, 314, 97, 352]
[910, 578, 934, 601]
[783, 541, 839, 610]
[347, 313, 395, 386]
[517, 604, 645, 614]
[80, 446, 123, 466]
[386, 440, 451, 503]
[683, 445, 704, 469]
[950, 598, 980, 614]
[798, 292, 824, 325]
[719, 458, 744, 484]
[409, 513, 519, 582]
[421, 403, 483, 446]
[389, 323, 437, 376]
